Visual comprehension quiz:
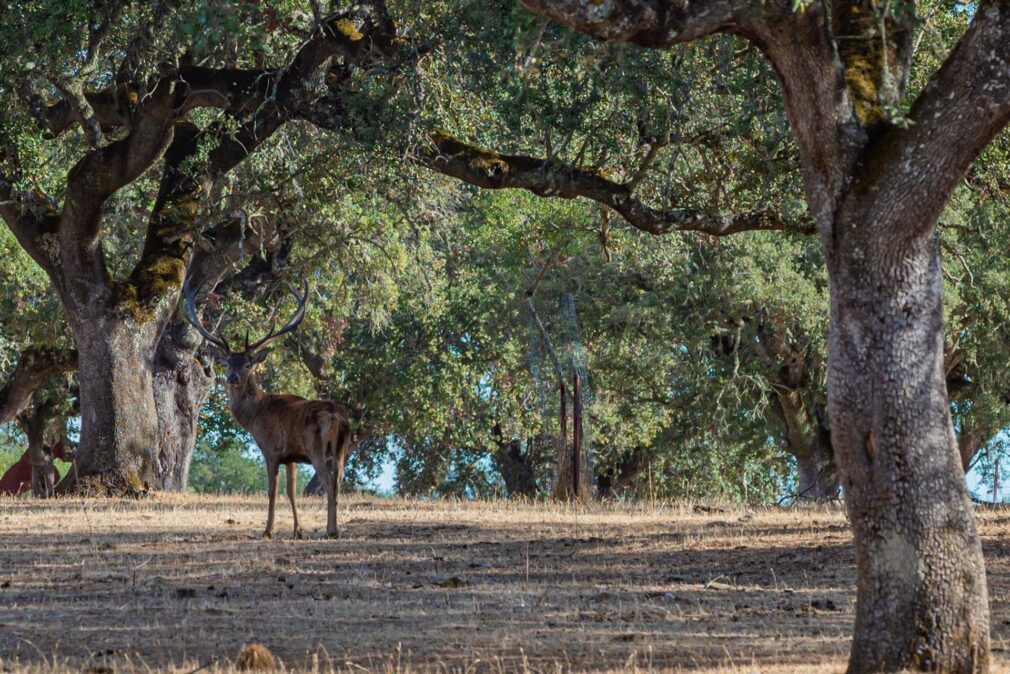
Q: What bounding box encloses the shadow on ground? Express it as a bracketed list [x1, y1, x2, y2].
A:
[0, 496, 1008, 671]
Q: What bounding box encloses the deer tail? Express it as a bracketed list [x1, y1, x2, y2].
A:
[318, 414, 332, 459]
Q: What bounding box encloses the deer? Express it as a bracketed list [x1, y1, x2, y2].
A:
[184, 280, 354, 539]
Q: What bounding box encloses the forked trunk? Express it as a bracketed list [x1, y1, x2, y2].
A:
[828, 227, 989, 672]
[60, 318, 161, 495]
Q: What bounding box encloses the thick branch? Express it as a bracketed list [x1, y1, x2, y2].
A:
[123, 107, 286, 323]
[0, 348, 77, 425]
[0, 182, 61, 277]
[61, 78, 178, 248]
[44, 4, 398, 139]
[50, 78, 105, 148]
[43, 87, 133, 137]
[857, 1, 1010, 240]
[0, 139, 61, 276]
[421, 132, 807, 236]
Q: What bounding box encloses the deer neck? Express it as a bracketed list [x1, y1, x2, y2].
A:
[228, 375, 266, 428]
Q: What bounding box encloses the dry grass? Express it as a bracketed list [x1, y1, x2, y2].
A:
[1, 495, 1009, 672]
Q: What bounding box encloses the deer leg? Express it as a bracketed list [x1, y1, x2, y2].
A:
[325, 456, 339, 539]
[335, 456, 346, 536]
[264, 460, 279, 539]
[287, 463, 302, 539]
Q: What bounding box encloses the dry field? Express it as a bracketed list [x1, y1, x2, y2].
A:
[2, 495, 1010, 673]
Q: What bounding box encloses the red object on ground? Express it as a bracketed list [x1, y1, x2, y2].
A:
[0, 440, 68, 495]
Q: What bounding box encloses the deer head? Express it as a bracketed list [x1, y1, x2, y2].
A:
[183, 280, 310, 386]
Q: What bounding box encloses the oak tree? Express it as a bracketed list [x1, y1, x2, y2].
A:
[512, 0, 1007, 670]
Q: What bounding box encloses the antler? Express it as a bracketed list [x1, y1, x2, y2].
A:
[246, 280, 310, 352]
[182, 280, 231, 352]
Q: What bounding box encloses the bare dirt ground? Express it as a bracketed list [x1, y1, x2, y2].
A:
[1, 495, 1009, 673]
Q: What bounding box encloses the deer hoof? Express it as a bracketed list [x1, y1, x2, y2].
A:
[294, 528, 304, 540]
[262, 530, 274, 540]
[326, 531, 341, 540]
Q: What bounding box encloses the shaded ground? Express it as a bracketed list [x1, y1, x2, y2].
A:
[0, 495, 1008, 672]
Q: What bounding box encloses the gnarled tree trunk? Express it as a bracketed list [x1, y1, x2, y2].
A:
[152, 319, 214, 490]
[62, 313, 162, 494]
[829, 223, 989, 671]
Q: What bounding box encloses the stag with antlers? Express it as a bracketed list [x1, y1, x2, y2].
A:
[184, 281, 354, 539]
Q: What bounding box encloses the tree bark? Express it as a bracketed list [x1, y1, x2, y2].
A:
[772, 392, 841, 502]
[794, 446, 839, 501]
[829, 228, 989, 672]
[60, 316, 161, 495]
[20, 397, 69, 498]
[152, 319, 215, 490]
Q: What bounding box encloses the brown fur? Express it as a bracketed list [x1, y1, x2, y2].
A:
[228, 370, 353, 538]
[184, 280, 356, 538]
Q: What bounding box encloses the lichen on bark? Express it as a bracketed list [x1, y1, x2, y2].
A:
[834, 0, 908, 128]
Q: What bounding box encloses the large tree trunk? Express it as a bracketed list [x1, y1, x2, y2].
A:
[60, 316, 161, 495]
[829, 228, 989, 672]
[152, 319, 214, 490]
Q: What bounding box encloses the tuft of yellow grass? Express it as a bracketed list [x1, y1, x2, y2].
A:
[235, 644, 276, 671]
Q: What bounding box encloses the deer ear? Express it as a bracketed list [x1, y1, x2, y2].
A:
[251, 349, 270, 365]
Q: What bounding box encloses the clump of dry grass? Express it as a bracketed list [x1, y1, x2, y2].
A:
[235, 644, 276, 671]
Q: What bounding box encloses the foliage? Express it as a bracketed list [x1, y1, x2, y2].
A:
[0, 0, 1009, 504]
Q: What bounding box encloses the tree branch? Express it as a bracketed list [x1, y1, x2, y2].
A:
[123, 110, 288, 323]
[0, 348, 77, 426]
[518, 0, 860, 233]
[856, 1, 1010, 241]
[43, 4, 399, 139]
[61, 77, 178, 248]
[420, 131, 810, 236]
[0, 147, 61, 276]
